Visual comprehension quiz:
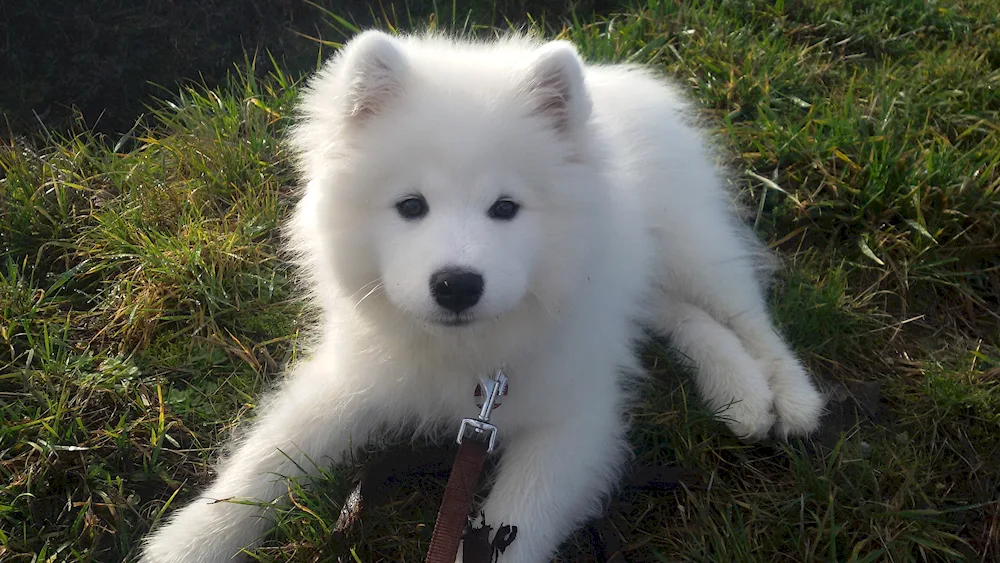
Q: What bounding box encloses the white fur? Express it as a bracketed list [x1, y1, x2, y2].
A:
[139, 30, 825, 563]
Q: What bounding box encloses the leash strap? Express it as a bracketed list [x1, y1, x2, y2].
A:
[424, 439, 489, 563]
[425, 371, 507, 563]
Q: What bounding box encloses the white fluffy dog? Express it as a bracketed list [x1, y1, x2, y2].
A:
[140, 30, 824, 563]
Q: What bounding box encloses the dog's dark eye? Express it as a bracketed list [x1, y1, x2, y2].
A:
[396, 196, 428, 220]
[488, 198, 520, 221]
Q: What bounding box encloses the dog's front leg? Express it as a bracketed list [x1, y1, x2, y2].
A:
[140, 358, 387, 563]
[465, 400, 627, 563]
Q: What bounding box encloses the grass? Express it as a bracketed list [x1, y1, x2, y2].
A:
[1, 0, 998, 561]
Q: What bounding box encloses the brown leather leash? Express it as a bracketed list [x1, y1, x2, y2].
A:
[424, 439, 489, 562]
[424, 371, 508, 563]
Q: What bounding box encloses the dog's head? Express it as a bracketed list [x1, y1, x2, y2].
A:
[288, 31, 601, 330]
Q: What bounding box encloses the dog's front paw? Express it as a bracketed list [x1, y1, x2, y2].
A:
[716, 394, 777, 441]
[738, 326, 827, 440]
[771, 367, 825, 438]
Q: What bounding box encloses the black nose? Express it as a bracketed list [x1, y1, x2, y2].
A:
[429, 268, 484, 314]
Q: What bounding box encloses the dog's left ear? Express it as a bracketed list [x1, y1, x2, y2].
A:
[522, 41, 592, 133]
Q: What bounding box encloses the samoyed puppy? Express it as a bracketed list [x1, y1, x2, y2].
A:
[140, 30, 825, 563]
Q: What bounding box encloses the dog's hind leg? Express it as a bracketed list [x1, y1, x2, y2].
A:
[653, 299, 778, 439]
[642, 217, 824, 438]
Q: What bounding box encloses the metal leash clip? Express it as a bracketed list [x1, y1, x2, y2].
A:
[457, 370, 508, 453]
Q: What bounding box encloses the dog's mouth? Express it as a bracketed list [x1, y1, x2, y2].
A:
[433, 314, 476, 327]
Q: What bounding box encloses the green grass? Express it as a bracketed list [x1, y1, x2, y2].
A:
[2, 0, 998, 561]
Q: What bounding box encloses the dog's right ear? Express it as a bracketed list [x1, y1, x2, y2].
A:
[339, 30, 408, 121]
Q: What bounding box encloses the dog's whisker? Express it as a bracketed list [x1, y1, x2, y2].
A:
[353, 281, 385, 310]
[349, 278, 383, 300]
